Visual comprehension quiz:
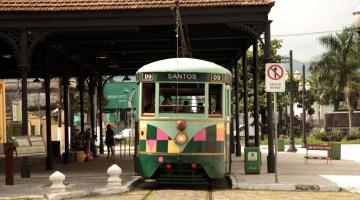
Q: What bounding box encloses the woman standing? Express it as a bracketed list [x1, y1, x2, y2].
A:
[105, 124, 115, 159]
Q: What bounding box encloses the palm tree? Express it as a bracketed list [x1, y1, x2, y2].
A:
[310, 27, 360, 129]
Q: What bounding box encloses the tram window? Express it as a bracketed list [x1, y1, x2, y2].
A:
[209, 84, 222, 115]
[142, 83, 155, 114]
[159, 83, 205, 113]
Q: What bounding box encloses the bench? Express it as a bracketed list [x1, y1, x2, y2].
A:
[12, 136, 46, 157]
[304, 144, 332, 164]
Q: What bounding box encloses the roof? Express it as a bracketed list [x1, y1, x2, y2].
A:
[137, 58, 232, 75]
[0, 0, 274, 12]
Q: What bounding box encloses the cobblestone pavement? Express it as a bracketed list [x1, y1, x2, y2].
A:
[76, 189, 360, 200]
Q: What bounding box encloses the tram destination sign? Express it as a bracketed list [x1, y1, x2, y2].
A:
[140, 72, 230, 83]
[157, 72, 208, 82]
[265, 63, 286, 92]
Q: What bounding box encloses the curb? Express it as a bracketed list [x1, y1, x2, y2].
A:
[229, 175, 342, 192]
[45, 176, 142, 200]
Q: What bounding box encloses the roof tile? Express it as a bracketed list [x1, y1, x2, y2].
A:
[0, 0, 274, 12]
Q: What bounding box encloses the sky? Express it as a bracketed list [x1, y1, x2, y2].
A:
[269, 0, 358, 63]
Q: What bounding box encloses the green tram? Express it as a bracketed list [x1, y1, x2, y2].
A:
[135, 58, 232, 183]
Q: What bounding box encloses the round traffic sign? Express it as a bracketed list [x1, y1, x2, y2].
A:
[267, 64, 284, 80]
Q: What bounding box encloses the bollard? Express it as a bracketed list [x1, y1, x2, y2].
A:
[20, 156, 31, 178]
[107, 164, 122, 187]
[4, 143, 14, 185]
[49, 171, 66, 193]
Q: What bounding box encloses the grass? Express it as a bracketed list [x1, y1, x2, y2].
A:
[259, 136, 360, 146]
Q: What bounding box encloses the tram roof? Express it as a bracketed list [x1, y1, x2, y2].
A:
[136, 58, 232, 75]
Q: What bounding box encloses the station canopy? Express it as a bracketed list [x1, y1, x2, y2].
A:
[0, 0, 274, 79]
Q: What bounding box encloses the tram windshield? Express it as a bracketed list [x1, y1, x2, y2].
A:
[159, 83, 205, 113]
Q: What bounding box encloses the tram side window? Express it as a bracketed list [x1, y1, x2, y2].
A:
[159, 83, 205, 113]
[142, 83, 155, 114]
[209, 84, 222, 115]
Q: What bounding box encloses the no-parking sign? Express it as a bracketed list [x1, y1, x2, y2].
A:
[265, 63, 286, 92]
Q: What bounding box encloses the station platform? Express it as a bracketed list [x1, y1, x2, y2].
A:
[0, 145, 360, 198]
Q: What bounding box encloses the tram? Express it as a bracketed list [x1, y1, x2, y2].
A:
[135, 58, 232, 183]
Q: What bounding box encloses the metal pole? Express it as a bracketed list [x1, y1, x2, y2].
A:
[265, 21, 275, 173]
[287, 50, 297, 152]
[243, 51, 249, 147]
[302, 64, 307, 148]
[253, 41, 260, 147]
[45, 76, 53, 170]
[63, 77, 70, 164]
[235, 63, 241, 156]
[274, 92, 278, 183]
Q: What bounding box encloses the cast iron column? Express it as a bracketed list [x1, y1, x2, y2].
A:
[242, 50, 249, 147]
[79, 76, 85, 144]
[88, 77, 95, 139]
[235, 61, 241, 156]
[97, 77, 104, 154]
[62, 77, 70, 164]
[253, 40, 260, 147]
[19, 29, 30, 178]
[45, 75, 53, 170]
[265, 21, 275, 173]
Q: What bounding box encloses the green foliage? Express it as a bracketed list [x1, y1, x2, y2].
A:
[310, 27, 360, 111]
[327, 129, 345, 142]
[310, 128, 327, 141]
[311, 128, 345, 142]
[346, 128, 360, 140]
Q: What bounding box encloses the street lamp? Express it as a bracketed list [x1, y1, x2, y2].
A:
[285, 50, 297, 152]
[297, 64, 311, 148]
[124, 88, 136, 156]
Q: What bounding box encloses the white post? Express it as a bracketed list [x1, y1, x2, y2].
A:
[49, 171, 66, 193]
[274, 92, 278, 183]
[107, 164, 122, 187]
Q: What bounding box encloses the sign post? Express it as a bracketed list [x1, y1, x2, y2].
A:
[265, 63, 286, 183]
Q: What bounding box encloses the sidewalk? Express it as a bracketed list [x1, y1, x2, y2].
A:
[0, 153, 140, 198]
[230, 145, 360, 192]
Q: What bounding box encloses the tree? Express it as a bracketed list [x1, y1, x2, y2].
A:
[236, 39, 284, 137]
[310, 27, 360, 129]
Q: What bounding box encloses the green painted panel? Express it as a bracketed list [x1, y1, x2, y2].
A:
[157, 140, 168, 152]
[139, 140, 146, 151]
[147, 125, 157, 140]
[206, 125, 216, 141]
[217, 141, 224, 153]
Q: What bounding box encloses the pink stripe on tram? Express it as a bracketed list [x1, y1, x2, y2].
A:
[156, 128, 168, 140]
[194, 128, 206, 141]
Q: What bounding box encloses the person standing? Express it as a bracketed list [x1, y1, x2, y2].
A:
[105, 124, 115, 159]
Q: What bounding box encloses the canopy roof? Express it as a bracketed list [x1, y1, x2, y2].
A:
[0, 0, 274, 79]
[0, 0, 273, 12]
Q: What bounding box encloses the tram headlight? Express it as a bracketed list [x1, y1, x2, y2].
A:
[176, 120, 187, 131]
[174, 131, 188, 145]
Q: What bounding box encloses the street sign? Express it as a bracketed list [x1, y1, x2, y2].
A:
[265, 63, 286, 92]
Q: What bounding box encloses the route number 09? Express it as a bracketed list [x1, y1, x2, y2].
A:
[143, 73, 153, 80]
[212, 74, 222, 81]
